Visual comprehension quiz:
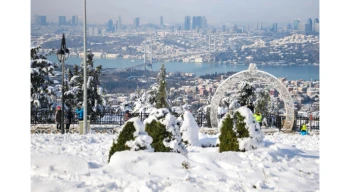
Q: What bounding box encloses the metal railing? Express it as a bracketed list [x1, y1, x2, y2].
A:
[31, 110, 319, 131]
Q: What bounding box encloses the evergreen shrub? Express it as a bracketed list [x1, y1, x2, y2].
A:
[234, 112, 249, 138]
[108, 121, 136, 162]
[145, 120, 171, 152]
[218, 115, 239, 152]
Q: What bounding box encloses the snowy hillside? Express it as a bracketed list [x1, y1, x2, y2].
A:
[31, 133, 319, 191]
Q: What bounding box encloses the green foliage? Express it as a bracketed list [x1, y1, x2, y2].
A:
[30, 46, 56, 110]
[233, 112, 249, 138]
[254, 88, 271, 117]
[219, 115, 239, 152]
[65, 50, 108, 119]
[145, 120, 171, 152]
[236, 81, 255, 106]
[155, 64, 169, 109]
[108, 122, 136, 163]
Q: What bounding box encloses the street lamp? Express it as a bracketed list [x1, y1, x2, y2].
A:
[57, 33, 70, 134]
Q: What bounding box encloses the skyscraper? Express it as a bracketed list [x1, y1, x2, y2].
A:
[160, 16, 163, 26]
[134, 17, 140, 28]
[58, 16, 66, 26]
[34, 15, 47, 25]
[294, 19, 300, 30]
[118, 16, 122, 30]
[271, 23, 278, 32]
[184, 16, 191, 30]
[191, 16, 207, 30]
[314, 18, 319, 33]
[222, 25, 226, 32]
[71, 16, 78, 25]
[107, 19, 114, 32]
[306, 18, 313, 32]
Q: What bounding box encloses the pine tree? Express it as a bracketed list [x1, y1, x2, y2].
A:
[30, 46, 57, 111]
[233, 111, 249, 138]
[65, 50, 108, 119]
[236, 81, 255, 106]
[218, 115, 239, 152]
[254, 88, 271, 117]
[155, 63, 169, 109]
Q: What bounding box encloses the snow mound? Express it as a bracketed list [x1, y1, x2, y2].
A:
[180, 111, 199, 146]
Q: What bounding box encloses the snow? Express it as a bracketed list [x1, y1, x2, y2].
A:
[180, 111, 199, 146]
[123, 117, 153, 151]
[31, 133, 319, 191]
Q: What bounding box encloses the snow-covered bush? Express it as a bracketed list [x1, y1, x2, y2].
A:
[180, 111, 199, 146]
[234, 107, 264, 151]
[108, 118, 153, 163]
[144, 108, 187, 156]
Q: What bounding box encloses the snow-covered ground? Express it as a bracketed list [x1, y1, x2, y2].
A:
[31, 132, 319, 191]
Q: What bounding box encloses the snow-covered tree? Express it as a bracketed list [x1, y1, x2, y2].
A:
[144, 108, 187, 156]
[30, 46, 57, 111]
[254, 88, 271, 117]
[234, 107, 264, 151]
[180, 111, 199, 146]
[155, 64, 170, 109]
[64, 50, 109, 119]
[108, 117, 153, 163]
[236, 81, 255, 106]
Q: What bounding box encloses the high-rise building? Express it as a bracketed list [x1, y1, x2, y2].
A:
[134, 17, 140, 28]
[184, 16, 191, 30]
[271, 23, 278, 32]
[191, 16, 207, 30]
[294, 19, 300, 30]
[58, 16, 66, 26]
[201, 16, 207, 29]
[35, 15, 47, 25]
[306, 18, 313, 32]
[298, 23, 306, 32]
[118, 16, 122, 30]
[160, 16, 163, 26]
[222, 25, 226, 32]
[107, 19, 114, 32]
[287, 23, 292, 30]
[71, 16, 78, 25]
[314, 18, 319, 33]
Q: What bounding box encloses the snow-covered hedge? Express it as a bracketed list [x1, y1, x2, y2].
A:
[144, 108, 188, 156]
[217, 106, 264, 152]
[235, 107, 264, 151]
[108, 117, 153, 162]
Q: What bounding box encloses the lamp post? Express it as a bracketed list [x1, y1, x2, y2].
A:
[57, 33, 70, 134]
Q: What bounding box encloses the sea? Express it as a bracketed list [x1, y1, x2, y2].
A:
[47, 56, 320, 81]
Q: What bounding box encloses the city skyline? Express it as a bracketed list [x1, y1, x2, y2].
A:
[31, 0, 319, 25]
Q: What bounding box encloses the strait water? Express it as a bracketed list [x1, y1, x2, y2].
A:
[48, 56, 320, 81]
